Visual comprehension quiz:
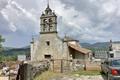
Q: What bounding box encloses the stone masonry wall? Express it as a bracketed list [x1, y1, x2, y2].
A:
[32, 33, 69, 61]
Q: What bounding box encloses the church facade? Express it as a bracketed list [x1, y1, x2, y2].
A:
[30, 5, 92, 62]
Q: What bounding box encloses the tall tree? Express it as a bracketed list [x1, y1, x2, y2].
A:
[0, 35, 5, 52]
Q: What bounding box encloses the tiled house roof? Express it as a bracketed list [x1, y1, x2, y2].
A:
[68, 43, 91, 54]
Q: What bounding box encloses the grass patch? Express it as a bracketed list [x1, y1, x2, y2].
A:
[34, 71, 62, 80]
[34, 70, 102, 80]
[71, 70, 101, 76]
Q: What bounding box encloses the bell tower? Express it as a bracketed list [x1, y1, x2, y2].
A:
[40, 4, 57, 34]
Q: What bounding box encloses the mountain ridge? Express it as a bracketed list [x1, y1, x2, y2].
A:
[2, 41, 120, 56]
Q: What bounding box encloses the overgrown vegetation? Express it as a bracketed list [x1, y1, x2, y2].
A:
[71, 70, 101, 76]
[34, 70, 102, 80]
[0, 55, 17, 61]
[0, 35, 5, 53]
[2, 48, 30, 56]
[34, 71, 62, 80]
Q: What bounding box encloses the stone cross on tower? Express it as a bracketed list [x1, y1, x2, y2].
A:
[40, 2, 57, 34]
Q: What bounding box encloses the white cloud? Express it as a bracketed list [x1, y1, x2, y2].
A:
[0, 0, 120, 47]
[0, 0, 39, 33]
[0, 5, 17, 32]
[9, 23, 16, 32]
[0, 0, 8, 10]
[51, 0, 93, 35]
[11, 1, 37, 22]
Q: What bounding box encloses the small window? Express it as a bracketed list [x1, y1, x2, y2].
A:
[110, 54, 114, 58]
[105, 61, 109, 65]
[44, 55, 51, 59]
[49, 18, 52, 23]
[103, 61, 109, 65]
[43, 19, 47, 23]
[46, 41, 50, 46]
[49, 25, 53, 31]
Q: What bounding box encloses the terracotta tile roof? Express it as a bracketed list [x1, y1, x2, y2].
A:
[68, 43, 91, 54]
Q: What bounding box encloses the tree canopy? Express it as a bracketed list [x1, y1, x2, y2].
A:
[0, 35, 5, 52]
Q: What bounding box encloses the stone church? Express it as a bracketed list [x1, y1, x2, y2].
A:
[30, 4, 92, 62]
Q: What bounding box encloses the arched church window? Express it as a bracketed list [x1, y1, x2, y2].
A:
[49, 25, 53, 31]
[49, 18, 52, 23]
[48, 12, 51, 15]
[43, 19, 47, 23]
[46, 41, 50, 46]
[43, 25, 47, 31]
[43, 27, 45, 31]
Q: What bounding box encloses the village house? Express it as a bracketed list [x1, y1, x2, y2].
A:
[93, 48, 108, 59]
[109, 40, 120, 58]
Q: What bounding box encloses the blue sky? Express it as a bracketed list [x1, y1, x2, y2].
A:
[0, 0, 120, 48]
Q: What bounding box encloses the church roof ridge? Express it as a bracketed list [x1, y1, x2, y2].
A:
[63, 36, 79, 42]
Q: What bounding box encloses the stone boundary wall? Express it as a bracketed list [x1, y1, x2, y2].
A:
[16, 60, 49, 80]
[16, 59, 101, 80]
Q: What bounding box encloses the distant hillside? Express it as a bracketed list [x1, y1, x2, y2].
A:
[2, 42, 110, 56]
[92, 42, 110, 48]
[2, 47, 30, 56]
[3, 47, 15, 51]
[80, 43, 92, 48]
[2, 41, 120, 56]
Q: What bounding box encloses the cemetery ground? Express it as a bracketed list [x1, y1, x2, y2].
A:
[34, 70, 106, 80]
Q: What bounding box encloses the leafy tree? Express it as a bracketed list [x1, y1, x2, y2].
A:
[0, 35, 5, 53]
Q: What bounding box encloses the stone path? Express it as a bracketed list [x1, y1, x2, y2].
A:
[51, 75, 106, 80]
